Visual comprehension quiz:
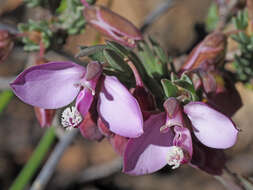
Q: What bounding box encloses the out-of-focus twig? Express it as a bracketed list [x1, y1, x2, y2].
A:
[216, 0, 239, 31]
[62, 157, 122, 188]
[77, 157, 122, 184]
[214, 166, 246, 190]
[0, 23, 19, 34]
[30, 129, 79, 190]
[140, 0, 177, 33]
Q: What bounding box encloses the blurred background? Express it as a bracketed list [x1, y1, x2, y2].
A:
[1, 0, 253, 189]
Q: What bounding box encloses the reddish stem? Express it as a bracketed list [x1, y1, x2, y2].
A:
[124, 58, 143, 87]
[39, 40, 45, 58]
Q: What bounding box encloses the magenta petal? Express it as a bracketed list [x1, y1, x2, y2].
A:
[11, 62, 85, 109]
[75, 88, 94, 117]
[173, 126, 193, 163]
[79, 111, 104, 141]
[184, 102, 238, 149]
[109, 135, 129, 156]
[190, 137, 226, 175]
[34, 107, 55, 128]
[207, 77, 242, 117]
[98, 76, 143, 138]
[123, 113, 174, 175]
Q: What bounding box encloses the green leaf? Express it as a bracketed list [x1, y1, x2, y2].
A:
[238, 32, 250, 44]
[18, 20, 53, 51]
[137, 41, 165, 79]
[180, 73, 193, 85]
[103, 49, 131, 74]
[161, 79, 178, 98]
[174, 76, 199, 101]
[149, 36, 168, 63]
[106, 41, 130, 58]
[205, 2, 219, 32]
[56, 0, 67, 13]
[24, 0, 44, 7]
[77, 45, 106, 58]
[170, 72, 179, 82]
[56, 0, 86, 35]
[233, 10, 248, 30]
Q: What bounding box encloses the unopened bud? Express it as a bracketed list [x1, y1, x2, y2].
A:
[83, 5, 142, 47]
[0, 30, 14, 63]
[181, 32, 227, 72]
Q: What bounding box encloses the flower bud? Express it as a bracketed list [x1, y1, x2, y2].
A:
[0, 30, 14, 64]
[83, 5, 143, 47]
[181, 32, 227, 72]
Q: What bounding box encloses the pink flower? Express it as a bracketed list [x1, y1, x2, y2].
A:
[11, 61, 143, 138]
[123, 98, 238, 175]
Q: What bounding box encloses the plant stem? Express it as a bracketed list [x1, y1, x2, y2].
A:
[10, 127, 56, 190]
[30, 129, 79, 190]
[214, 166, 246, 190]
[0, 90, 13, 114]
[140, 0, 176, 33]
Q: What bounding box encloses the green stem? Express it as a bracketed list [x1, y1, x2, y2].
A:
[0, 90, 14, 114]
[10, 127, 56, 190]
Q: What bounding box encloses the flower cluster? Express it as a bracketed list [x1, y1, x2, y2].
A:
[10, 57, 239, 176]
[10, 0, 242, 178]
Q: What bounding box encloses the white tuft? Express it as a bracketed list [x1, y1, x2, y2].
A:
[166, 146, 184, 169]
[61, 106, 82, 130]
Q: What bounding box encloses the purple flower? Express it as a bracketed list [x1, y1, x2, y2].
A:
[123, 98, 238, 175]
[179, 32, 242, 117]
[10, 61, 143, 138]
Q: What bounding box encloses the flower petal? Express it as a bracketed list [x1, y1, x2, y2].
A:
[190, 137, 226, 175]
[109, 134, 129, 156]
[123, 113, 174, 175]
[173, 126, 193, 163]
[11, 62, 85, 109]
[34, 107, 55, 128]
[79, 111, 104, 141]
[207, 75, 242, 117]
[75, 88, 94, 117]
[98, 76, 143, 138]
[184, 102, 238, 149]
